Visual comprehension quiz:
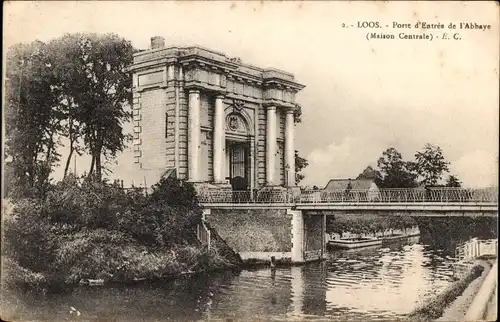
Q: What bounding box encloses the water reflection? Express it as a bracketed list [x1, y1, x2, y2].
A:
[4, 236, 474, 321]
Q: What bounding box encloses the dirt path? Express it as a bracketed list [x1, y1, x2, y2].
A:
[484, 285, 497, 321]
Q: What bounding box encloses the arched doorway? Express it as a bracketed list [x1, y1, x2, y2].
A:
[224, 111, 253, 191]
[228, 141, 248, 191]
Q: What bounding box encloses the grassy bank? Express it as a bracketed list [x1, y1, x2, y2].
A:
[2, 175, 242, 292]
[406, 263, 486, 321]
[3, 244, 238, 290]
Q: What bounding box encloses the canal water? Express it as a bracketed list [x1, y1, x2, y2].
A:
[1, 235, 488, 321]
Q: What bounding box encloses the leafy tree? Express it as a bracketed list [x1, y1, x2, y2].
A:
[46, 33, 134, 181]
[356, 165, 380, 181]
[292, 103, 308, 185]
[446, 175, 462, 187]
[5, 41, 62, 198]
[295, 150, 309, 185]
[376, 148, 417, 188]
[326, 216, 336, 233]
[413, 143, 450, 187]
[293, 103, 302, 123]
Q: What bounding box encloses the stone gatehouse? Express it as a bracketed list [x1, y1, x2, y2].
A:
[128, 36, 305, 190]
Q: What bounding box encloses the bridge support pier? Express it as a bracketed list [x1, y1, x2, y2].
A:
[203, 207, 327, 265]
[289, 209, 305, 263]
[202, 208, 210, 221]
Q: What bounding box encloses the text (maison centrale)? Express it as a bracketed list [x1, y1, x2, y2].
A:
[359, 21, 492, 41]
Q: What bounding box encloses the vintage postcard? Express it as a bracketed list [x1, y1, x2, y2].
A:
[2, 1, 498, 321]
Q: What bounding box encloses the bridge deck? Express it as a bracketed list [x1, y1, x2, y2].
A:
[199, 188, 498, 214]
[201, 202, 498, 215]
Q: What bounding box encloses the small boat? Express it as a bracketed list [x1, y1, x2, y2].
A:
[79, 279, 105, 286]
[382, 234, 404, 241]
[328, 237, 382, 249]
[381, 231, 421, 243]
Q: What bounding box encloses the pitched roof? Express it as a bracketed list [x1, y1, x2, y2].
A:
[324, 179, 378, 190]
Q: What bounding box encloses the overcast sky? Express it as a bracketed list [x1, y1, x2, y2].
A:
[4, 1, 499, 188]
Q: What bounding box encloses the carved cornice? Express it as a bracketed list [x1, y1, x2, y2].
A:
[264, 78, 306, 92]
[179, 56, 238, 73]
[129, 57, 178, 73]
[130, 45, 306, 93]
[225, 93, 262, 105]
[184, 81, 225, 93]
[262, 99, 296, 109]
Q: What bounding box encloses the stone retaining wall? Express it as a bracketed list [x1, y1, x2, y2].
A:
[207, 209, 292, 255]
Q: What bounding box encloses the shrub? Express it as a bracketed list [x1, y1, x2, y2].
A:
[327, 213, 417, 235]
[1, 257, 47, 290]
[55, 229, 140, 282]
[2, 174, 239, 290]
[3, 198, 60, 273]
[115, 176, 202, 247]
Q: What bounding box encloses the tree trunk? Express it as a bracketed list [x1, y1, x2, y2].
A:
[88, 155, 95, 180]
[63, 144, 74, 178]
[64, 117, 75, 178]
[95, 151, 102, 181]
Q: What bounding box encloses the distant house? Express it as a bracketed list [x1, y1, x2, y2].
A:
[324, 178, 378, 190]
[323, 179, 380, 201]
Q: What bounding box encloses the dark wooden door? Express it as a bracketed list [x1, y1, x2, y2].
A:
[230, 144, 248, 191]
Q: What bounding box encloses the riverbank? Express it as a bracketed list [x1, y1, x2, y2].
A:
[1, 236, 467, 321]
[436, 259, 492, 321]
[328, 214, 420, 251]
[3, 241, 241, 293]
[327, 213, 419, 240]
[2, 176, 242, 293]
[407, 258, 493, 321]
[485, 283, 497, 320]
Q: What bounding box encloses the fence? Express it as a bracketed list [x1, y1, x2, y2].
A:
[196, 220, 211, 249]
[197, 189, 298, 204]
[122, 186, 149, 196]
[198, 187, 498, 204]
[455, 238, 498, 262]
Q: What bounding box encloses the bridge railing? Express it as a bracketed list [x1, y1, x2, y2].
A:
[455, 238, 498, 261]
[426, 187, 498, 203]
[197, 187, 498, 204]
[196, 220, 211, 249]
[299, 187, 498, 204]
[197, 189, 293, 204]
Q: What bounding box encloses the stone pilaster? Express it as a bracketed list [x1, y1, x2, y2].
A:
[213, 94, 225, 182]
[266, 105, 277, 186]
[285, 108, 295, 186]
[188, 89, 201, 181]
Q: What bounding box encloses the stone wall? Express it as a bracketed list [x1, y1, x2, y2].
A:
[303, 214, 324, 261]
[137, 89, 167, 170]
[207, 209, 292, 253]
[304, 214, 323, 252]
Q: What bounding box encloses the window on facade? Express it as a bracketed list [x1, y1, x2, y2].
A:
[231, 146, 246, 178]
[165, 113, 168, 138]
